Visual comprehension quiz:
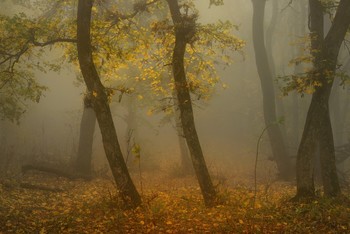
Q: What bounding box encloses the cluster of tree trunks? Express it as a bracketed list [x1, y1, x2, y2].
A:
[8, 0, 348, 209]
[73, 0, 215, 208]
[295, 0, 350, 199]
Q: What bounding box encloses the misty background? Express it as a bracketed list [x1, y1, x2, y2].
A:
[1, 0, 348, 180]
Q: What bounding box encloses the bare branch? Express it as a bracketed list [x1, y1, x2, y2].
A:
[31, 38, 77, 47]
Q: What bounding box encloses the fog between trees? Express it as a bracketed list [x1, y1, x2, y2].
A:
[1, 0, 350, 232]
[1, 0, 350, 207]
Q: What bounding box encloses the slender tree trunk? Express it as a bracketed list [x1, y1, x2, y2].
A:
[295, 0, 350, 199]
[266, 0, 289, 144]
[177, 130, 192, 173]
[74, 94, 96, 176]
[251, 0, 293, 180]
[77, 0, 141, 208]
[124, 97, 138, 165]
[167, 0, 216, 207]
[173, 92, 192, 174]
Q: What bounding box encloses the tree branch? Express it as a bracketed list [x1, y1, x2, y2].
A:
[31, 38, 77, 47]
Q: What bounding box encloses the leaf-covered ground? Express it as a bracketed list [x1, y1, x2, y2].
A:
[1, 171, 350, 233]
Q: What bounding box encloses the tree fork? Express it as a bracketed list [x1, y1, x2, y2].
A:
[295, 0, 350, 199]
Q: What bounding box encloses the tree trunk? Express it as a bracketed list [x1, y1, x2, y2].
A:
[173, 92, 192, 174]
[295, 0, 350, 199]
[74, 94, 96, 176]
[295, 85, 329, 197]
[77, 0, 141, 208]
[167, 0, 216, 207]
[266, 0, 288, 145]
[330, 78, 343, 145]
[251, 0, 293, 180]
[124, 97, 138, 166]
[319, 101, 339, 196]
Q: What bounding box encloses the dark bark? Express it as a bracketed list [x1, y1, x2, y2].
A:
[74, 94, 96, 176]
[251, 0, 293, 180]
[330, 78, 343, 145]
[330, 57, 350, 146]
[295, 0, 350, 199]
[77, 0, 141, 208]
[173, 92, 192, 174]
[167, 0, 217, 207]
[124, 97, 138, 166]
[177, 130, 192, 173]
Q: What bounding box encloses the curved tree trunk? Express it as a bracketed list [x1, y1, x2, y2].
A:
[77, 0, 141, 208]
[74, 94, 96, 176]
[251, 0, 293, 180]
[295, 0, 350, 199]
[167, 0, 216, 207]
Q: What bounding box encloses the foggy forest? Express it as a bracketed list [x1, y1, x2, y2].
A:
[1, 0, 350, 233]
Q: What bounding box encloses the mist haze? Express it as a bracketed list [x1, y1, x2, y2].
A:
[1, 0, 350, 232]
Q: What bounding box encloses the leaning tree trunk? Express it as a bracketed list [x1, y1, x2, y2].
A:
[167, 0, 217, 207]
[251, 0, 293, 180]
[173, 91, 192, 174]
[77, 0, 141, 208]
[74, 94, 96, 176]
[295, 0, 350, 199]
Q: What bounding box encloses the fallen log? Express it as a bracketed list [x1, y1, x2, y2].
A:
[21, 164, 92, 180]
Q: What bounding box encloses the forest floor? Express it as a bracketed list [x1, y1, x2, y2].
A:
[1, 168, 350, 233]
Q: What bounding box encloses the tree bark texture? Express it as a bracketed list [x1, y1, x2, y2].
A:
[295, 0, 350, 198]
[77, 0, 141, 208]
[251, 0, 293, 180]
[74, 94, 96, 176]
[173, 92, 192, 174]
[167, 0, 216, 207]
